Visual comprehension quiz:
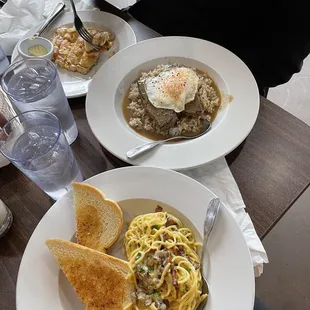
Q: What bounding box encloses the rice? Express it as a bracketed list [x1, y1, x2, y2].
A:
[126, 65, 220, 138]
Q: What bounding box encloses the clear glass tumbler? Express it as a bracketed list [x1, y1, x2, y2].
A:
[0, 110, 83, 200]
[1, 58, 78, 145]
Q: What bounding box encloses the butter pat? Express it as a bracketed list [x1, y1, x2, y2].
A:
[28, 44, 48, 56]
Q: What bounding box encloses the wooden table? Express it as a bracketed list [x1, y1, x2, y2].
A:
[1, 1, 310, 309]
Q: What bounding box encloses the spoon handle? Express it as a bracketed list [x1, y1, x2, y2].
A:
[126, 140, 163, 159]
[201, 198, 220, 276]
[34, 2, 66, 37]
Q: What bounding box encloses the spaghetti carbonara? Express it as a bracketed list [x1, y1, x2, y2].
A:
[124, 211, 207, 310]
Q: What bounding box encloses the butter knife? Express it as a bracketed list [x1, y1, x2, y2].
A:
[33, 2, 66, 37]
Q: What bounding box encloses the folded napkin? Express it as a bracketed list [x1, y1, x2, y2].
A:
[0, 0, 96, 55]
[181, 158, 268, 276]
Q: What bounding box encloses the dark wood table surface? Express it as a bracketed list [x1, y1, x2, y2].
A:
[1, 1, 310, 309]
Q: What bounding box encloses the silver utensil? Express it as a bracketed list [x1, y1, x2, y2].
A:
[197, 197, 221, 310]
[127, 80, 212, 159]
[126, 120, 211, 159]
[33, 2, 66, 37]
[69, 0, 100, 51]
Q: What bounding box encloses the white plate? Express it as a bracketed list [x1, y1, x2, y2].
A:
[86, 36, 260, 170]
[16, 167, 254, 310]
[11, 11, 136, 98]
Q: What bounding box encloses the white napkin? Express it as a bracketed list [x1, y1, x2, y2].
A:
[181, 157, 269, 276]
[0, 0, 96, 55]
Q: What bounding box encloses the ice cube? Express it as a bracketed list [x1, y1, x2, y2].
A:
[28, 67, 39, 76]
[22, 68, 40, 83]
[11, 75, 25, 92]
[28, 83, 41, 91]
[28, 131, 40, 140]
[23, 71, 36, 80]
[34, 76, 48, 83]
[39, 67, 53, 77]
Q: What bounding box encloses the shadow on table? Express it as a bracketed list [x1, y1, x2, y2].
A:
[101, 146, 130, 168]
[101, 140, 246, 169]
[225, 139, 246, 166]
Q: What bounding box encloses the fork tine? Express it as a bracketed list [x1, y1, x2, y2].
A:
[79, 26, 93, 41]
[69, 0, 100, 51]
[79, 29, 97, 49]
[77, 28, 91, 42]
[81, 27, 93, 40]
[77, 29, 100, 51]
[80, 29, 92, 41]
[76, 26, 88, 38]
[81, 30, 100, 51]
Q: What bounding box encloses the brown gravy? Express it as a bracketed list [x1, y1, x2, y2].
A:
[122, 69, 222, 141]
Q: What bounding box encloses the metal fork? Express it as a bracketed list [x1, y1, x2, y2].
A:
[69, 0, 100, 51]
[197, 198, 221, 310]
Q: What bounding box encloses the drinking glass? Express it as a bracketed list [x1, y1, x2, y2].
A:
[0, 110, 83, 200]
[1, 58, 78, 144]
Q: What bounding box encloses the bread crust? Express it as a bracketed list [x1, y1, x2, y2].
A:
[72, 182, 123, 252]
[46, 239, 134, 309]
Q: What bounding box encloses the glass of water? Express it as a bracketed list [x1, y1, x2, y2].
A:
[0, 110, 83, 200]
[1, 59, 78, 145]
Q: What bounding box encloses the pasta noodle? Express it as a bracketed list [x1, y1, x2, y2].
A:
[124, 212, 207, 310]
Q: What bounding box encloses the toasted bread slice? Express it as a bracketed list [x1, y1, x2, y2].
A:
[46, 239, 134, 310]
[72, 182, 123, 252]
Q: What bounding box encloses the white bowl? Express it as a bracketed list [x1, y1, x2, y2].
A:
[86, 36, 260, 170]
[16, 167, 254, 310]
[11, 11, 137, 98]
[17, 37, 54, 60]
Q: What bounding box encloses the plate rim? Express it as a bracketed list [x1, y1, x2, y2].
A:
[16, 166, 255, 310]
[11, 10, 137, 98]
[85, 36, 260, 170]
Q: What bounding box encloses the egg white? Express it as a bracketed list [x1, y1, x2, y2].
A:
[145, 67, 199, 113]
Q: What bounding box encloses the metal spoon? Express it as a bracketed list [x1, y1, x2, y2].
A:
[126, 120, 211, 159]
[197, 198, 221, 310]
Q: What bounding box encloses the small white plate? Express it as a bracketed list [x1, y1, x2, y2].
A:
[86, 36, 260, 170]
[16, 167, 254, 310]
[11, 11, 136, 98]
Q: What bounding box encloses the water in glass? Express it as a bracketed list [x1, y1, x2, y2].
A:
[1, 59, 78, 144]
[0, 110, 82, 200]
